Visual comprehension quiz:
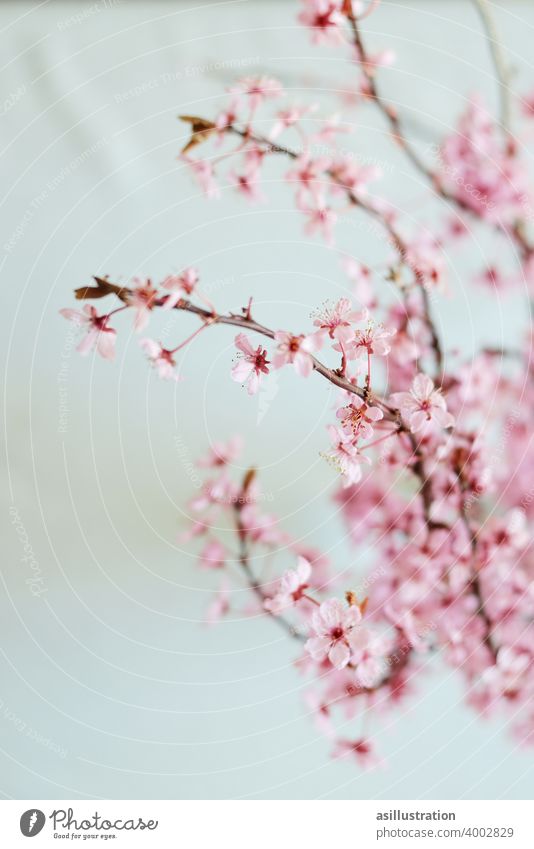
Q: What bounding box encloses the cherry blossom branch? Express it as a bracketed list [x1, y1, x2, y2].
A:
[221, 124, 444, 373]
[78, 276, 400, 420]
[458, 484, 499, 663]
[345, 5, 439, 186]
[233, 469, 305, 640]
[346, 5, 534, 262]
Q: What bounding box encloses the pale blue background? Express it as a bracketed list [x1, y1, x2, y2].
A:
[1, 0, 533, 799]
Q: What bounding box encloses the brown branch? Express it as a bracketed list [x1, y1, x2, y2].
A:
[458, 483, 499, 664]
[75, 277, 400, 422]
[232, 470, 304, 641]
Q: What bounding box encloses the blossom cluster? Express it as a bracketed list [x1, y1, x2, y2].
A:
[181, 438, 419, 765]
[59, 0, 534, 764]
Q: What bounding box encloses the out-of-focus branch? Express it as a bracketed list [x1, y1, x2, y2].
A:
[345, 5, 534, 262]
[471, 0, 512, 134]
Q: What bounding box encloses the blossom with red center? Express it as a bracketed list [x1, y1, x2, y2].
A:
[162, 268, 199, 309]
[324, 424, 371, 486]
[305, 598, 363, 669]
[332, 737, 379, 767]
[391, 373, 455, 434]
[298, 0, 345, 45]
[231, 333, 270, 395]
[139, 338, 181, 381]
[287, 154, 331, 204]
[342, 315, 396, 359]
[128, 279, 159, 331]
[329, 156, 380, 197]
[264, 557, 312, 614]
[440, 97, 528, 224]
[405, 232, 445, 289]
[313, 298, 364, 342]
[230, 75, 283, 109]
[215, 100, 240, 133]
[197, 436, 242, 469]
[273, 330, 322, 377]
[230, 167, 264, 203]
[474, 265, 508, 290]
[60, 305, 117, 361]
[336, 396, 383, 441]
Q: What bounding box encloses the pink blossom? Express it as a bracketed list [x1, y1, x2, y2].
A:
[60, 305, 117, 360]
[304, 691, 336, 739]
[360, 48, 396, 74]
[186, 158, 220, 198]
[205, 581, 230, 625]
[332, 737, 379, 767]
[336, 396, 383, 441]
[342, 256, 375, 308]
[298, 0, 345, 45]
[440, 98, 528, 224]
[231, 76, 283, 109]
[162, 268, 199, 309]
[264, 557, 312, 614]
[215, 100, 239, 133]
[306, 598, 363, 669]
[197, 436, 243, 468]
[303, 198, 337, 244]
[521, 90, 534, 118]
[128, 279, 159, 331]
[474, 265, 509, 290]
[200, 539, 226, 569]
[273, 330, 322, 377]
[324, 425, 371, 486]
[392, 373, 455, 433]
[340, 316, 396, 359]
[312, 113, 351, 144]
[287, 154, 331, 203]
[190, 475, 239, 513]
[405, 233, 445, 289]
[270, 104, 317, 140]
[231, 333, 270, 395]
[313, 298, 364, 342]
[481, 648, 531, 698]
[239, 504, 289, 547]
[350, 628, 389, 688]
[329, 156, 380, 197]
[230, 167, 264, 203]
[139, 338, 181, 381]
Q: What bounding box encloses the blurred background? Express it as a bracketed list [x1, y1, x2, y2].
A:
[1, 0, 533, 799]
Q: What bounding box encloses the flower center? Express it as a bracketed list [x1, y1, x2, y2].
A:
[289, 337, 301, 352]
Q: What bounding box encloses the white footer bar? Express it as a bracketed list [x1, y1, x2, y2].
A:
[1, 800, 532, 848]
